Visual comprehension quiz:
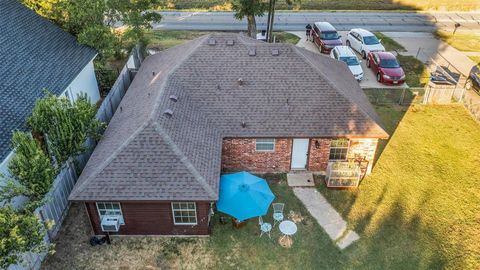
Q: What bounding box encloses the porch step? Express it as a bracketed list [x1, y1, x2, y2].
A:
[287, 172, 315, 187]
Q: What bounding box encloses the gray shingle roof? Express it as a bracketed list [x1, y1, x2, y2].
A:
[0, 0, 96, 161]
[69, 33, 388, 202]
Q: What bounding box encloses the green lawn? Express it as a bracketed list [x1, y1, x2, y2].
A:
[397, 54, 430, 87]
[145, 30, 300, 50]
[145, 30, 210, 50]
[375, 32, 406, 52]
[207, 174, 346, 269]
[208, 104, 480, 270]
[156, 0, 480, 11]
[435, 31, 480, 52]
[271, 32, 301, 45]
[42, 103, 480, 269]
[318, 104, 480, 269]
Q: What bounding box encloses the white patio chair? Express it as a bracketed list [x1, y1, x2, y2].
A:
[258, 216, 272, 238]
[272, 203, 285, 226]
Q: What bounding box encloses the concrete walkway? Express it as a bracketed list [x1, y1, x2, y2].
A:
[293, 188, 359, 249]
[382, 32, 480, 119]
[382, 32, 476, 76]
[463, 52, 480, 57]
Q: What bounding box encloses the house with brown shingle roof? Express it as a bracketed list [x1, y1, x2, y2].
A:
[69, 33, 388, 236]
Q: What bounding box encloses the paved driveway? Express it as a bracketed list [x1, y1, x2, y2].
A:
[289, 31, 407, 89]
[382, 32, 480, 119]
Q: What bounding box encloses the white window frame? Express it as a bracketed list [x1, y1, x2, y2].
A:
[329, 139, 350, 161]
[171, 202, 198, 225]
[255, 138, 276, 152]
[96, 202, 125, 225]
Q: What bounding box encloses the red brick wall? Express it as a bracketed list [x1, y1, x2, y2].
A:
[221, 137, 380, 174]
[221, 138, 292, 173]
[307, 138, 331, 172]
[85, 201, 211, 235]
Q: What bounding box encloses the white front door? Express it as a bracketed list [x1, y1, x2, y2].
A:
[291, 139, 309, 170]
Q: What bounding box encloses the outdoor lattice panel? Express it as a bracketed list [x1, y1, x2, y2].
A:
[326, 161, 361, 188]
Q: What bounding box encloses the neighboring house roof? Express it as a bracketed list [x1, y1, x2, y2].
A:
[0, 0, 97, 161]
[69, 33, 388, 202]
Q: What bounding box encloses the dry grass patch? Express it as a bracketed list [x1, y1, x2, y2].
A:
[41, 204, 215, 270]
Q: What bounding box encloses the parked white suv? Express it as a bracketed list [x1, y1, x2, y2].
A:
[346, 28, 385, 59]
[330, 46, 363, 81]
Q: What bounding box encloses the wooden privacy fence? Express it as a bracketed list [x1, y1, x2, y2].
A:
[8, 47, 143, 270]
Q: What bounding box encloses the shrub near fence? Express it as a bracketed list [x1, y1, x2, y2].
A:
[8, 47, 143, 270]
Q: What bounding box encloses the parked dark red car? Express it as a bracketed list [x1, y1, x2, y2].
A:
[367, 52, 406, 85]
[310, 22, 342, 54]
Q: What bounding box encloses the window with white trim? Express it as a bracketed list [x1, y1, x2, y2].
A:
[329, 139, 349, 160]
[172, 202, 197, 225]
[255, 138, 275, 152]
[96, 202, 124, 224]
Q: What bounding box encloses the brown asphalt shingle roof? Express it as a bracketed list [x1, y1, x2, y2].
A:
[69, 33, 388, 202]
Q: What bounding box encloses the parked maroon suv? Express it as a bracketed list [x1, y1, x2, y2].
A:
[310, 22, 342, 54]
[367, 52, 406, 85]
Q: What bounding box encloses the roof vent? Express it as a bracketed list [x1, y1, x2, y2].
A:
[216, 84, 221, 90]
[163, 109, 173, 117]
[271, 49, 279, 56]
[152, 71, 156, 76]
[226, 39, 235, 46]
[169, 95, 178, 102]
[248, 48, 256, 56]
[241, 121, 247, 128]
[208, 38, 216, 46]
[237, 78, 244, 86]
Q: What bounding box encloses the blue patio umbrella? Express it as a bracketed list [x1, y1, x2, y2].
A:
[217, 171, 275, 221]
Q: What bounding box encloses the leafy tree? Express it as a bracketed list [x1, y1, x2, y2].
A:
[109, 0, 163, 49]
[232, 0, 268, 38]
[27, 91, 104, 167]
[0, 207, 50, 269]
[21, 0, 162, 60]
[2, 132, 56, 204]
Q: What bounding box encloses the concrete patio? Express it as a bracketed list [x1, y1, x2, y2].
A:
[287, 172, 315, 187]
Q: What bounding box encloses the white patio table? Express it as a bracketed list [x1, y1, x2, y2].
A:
[279, 220, 297, 241]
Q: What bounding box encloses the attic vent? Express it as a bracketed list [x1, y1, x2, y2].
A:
[169, 95, 178, 102]
[271, 49, 279, 56]
[226, 39, 234, 46]
[164, 109, 173, 117]
[248, 48, 256, 56]
[208, 38, 216, 46]
[237, 78, 244, 85]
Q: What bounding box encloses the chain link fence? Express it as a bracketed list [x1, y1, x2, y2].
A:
[363, 87, 425, 105]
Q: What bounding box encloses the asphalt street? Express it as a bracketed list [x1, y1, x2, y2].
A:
[153, 11, 480, 32]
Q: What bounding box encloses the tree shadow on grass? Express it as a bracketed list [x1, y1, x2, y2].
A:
[341, 192, 452, 270]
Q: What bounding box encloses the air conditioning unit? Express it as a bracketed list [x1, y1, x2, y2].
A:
[101, 215, 120, 232]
